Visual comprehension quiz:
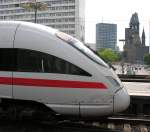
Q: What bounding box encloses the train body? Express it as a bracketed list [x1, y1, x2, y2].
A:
[0, 21, 130, 119]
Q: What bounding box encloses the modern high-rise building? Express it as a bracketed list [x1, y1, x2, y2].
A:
[96, 23, 117, 51]
[0, 0, 85, 42]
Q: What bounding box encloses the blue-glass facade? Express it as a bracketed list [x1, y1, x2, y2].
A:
[96, 23, 117, 51]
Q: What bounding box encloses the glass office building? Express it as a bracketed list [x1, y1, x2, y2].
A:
[96, 23, 117, 51]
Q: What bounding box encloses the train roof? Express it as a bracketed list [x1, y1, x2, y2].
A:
[0, 21, 57, 35]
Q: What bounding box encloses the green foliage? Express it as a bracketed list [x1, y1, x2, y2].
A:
[144, 53, 150, 65]
[97, 48, 120, 63]
[20, 1, 48, 11]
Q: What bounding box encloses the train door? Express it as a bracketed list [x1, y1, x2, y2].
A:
[0, 49, 14, 98]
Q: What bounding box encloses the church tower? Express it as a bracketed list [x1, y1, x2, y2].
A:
[142, 28, 145, 46]
[124, 12, 149, 64]
[129, 12, 140, 34]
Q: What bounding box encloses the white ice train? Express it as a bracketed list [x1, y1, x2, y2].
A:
[0, 21, 130, 120]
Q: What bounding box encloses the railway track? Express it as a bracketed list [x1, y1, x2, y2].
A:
[0, 119, 120, 132]
[105, 116, 150, 132]
[108, 116, 150, 124]
[58, 119, 150, 132]
[0, 116, 150, 132]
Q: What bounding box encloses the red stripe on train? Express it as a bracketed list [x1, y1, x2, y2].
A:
[0, 77, 12, 85]
[0, 77, 107, 89]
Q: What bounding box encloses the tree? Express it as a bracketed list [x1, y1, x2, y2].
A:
[20, 0, 48, 23]
[144, 53, 150, 65]
[97, 49, 120, 63]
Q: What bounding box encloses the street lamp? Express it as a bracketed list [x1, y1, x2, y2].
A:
[20, 0, 48, 23]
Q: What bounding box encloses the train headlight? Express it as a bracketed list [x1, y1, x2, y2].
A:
[105, 76, 121, 87]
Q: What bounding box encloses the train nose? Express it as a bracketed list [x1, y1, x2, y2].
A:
[113, 87, 130, 113]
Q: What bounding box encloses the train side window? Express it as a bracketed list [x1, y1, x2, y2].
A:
[53, 58, 66, 74]
[0, 48, 91, 76]
[44, 55, 66, 74]
[17, 49, 42, 72]
[68, 64, 91, 76]
[45, 53, 91, 76]
[0, 48, 16, 71]
[44, 54, 53, 73]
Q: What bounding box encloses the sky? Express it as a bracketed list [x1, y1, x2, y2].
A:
[85, 0, 150, 50]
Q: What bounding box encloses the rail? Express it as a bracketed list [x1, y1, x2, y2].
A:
[0, 113, 150, 132]
[118, 74, 150, 82]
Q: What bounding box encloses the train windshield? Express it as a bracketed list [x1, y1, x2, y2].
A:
[56, 32, 109, 68]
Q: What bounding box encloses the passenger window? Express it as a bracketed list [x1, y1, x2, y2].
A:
[53, 58, 66, 74]
[44, 55, 53, 73]
[0, 48, 16, 71]
[0, 48, 91, 76]
[45, 53, 91, 76]
[69, 64, 91, 76]
[17, 49, 42, 72]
